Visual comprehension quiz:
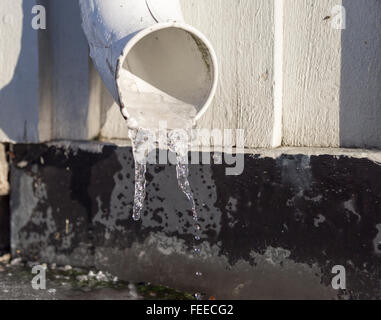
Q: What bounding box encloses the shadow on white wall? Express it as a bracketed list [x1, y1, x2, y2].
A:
[0, 0, 39, 142]
[340, 0, 381, 149]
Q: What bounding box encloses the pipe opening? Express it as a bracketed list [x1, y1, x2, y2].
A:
[117, 25, 217, 129]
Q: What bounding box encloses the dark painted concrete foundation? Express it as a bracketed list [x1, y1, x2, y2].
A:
[9, 142, 381, 299]
[0, 196, 9, 255]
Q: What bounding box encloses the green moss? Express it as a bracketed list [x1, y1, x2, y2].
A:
[4, 263, 194, 300]
[136, 283, 195, 300]
[47, 268, 195, 299]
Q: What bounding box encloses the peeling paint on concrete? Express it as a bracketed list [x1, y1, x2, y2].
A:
[47, 141, 105, 155]
[248, 147, 381, 164]
[343, 198, 361, 222]
[11, 172, 39, 251]
[314, 214, 326, 228]
[263, 247, 291, 266]
[373, 224, 381, 255]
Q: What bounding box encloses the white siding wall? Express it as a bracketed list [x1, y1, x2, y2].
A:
[0, 0, 39, 143]
[178, 0, 276, 148]
[283, 0, 381, 149]
[0, 0, 381, 149]
[283, 0, 342, 147]
[42, 0, 95, 141]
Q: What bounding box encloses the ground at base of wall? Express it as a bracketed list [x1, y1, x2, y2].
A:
[0, 255, 194, 300]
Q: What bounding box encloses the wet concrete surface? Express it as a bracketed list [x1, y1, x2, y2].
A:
[0, 254, 193, 300]
[8, 142, 381, 299]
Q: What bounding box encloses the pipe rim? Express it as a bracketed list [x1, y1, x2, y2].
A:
[116, 21, 219, 124]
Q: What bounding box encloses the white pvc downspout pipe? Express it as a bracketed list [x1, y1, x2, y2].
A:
[79, 0, 218, 125]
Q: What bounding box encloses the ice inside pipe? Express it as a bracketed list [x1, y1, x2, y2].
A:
[118, 69, 197, 130]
